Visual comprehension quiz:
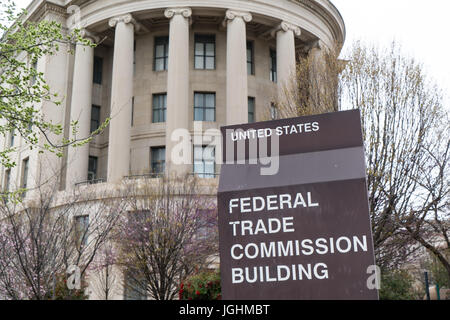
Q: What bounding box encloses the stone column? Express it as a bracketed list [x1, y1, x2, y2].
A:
[224, 10, 252, 125]
[66, 29, 98, 187]
[164, 8, 192, 176]
[107, 14, 137, 182]
[275, 22, 301, 103]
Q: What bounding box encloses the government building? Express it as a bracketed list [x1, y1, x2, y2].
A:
[0, 0, 345, 299]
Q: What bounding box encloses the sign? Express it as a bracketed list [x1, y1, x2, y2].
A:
[217, 110, 378, 300]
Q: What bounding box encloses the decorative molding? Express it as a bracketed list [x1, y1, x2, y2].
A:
[223, 9, 252, 27]
[108, 13, 141, 32]
[164, 7, 192, 19]
[270, 21, 301, 38]
[281, 21, 301, 36]
[289, 0, 345, 45]
[79, 28, 100, 43]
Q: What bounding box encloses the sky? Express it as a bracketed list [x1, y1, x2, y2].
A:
[332, 0, 450, 105]
[13, 0, 450, 105]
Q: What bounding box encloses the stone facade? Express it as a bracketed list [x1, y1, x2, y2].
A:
[0, 0, 345, 300]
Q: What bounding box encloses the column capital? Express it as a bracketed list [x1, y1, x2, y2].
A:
[224, 9, 252, 26]
[164, 7, 192, 19]
[108, 13, 140, 31]
[271, 21, 301, 38]
[79, 28, 99, 44]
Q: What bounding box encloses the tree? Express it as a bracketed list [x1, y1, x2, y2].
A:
[116, 175, 218, 300]
[276, 41, 449, 274]
[0, 1, 106, 172]
[87, 241, 120, 300]
[274, 42, 343, 119]
[0, 172, 127, 300]
[379, 269, 419, 300]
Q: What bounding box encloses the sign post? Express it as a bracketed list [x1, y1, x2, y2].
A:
[217, 110, 379, 300]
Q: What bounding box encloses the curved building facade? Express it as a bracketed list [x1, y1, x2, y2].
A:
[1, 0, 345, 299]
[0, 0, 344, 191]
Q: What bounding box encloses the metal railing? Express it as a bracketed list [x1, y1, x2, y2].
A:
[74, 178, 105, 187]
[124, 173, 164, 180]
[189, 173, 220, 179]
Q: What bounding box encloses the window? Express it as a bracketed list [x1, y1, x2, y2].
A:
[75, 215, 89, 247]
[247, 41, 254, 75]
[9, 129, 15, 147]
[194, 35, 215, 70]
[194, 92, 215, 122]
[31, 59, 38, 85]
[152, 93, 167, 123]
[193, 146, 215, 178]
[151, 147, 165, 174]
[93, 56, 103, 84]
[123, 271, 147, 300]
[21, 158, 29, 189]
[133, 40, 136, 75]
[88, 156, 98, 181]
[270, 103, 278, 120]
[270, 49, 277, 83]
[154, 36, 169, 71]
[4, 169, 11, 193]
[131, 97, 134, 126]
[90, 105, 101, 133]
[248, 97, 255, 123]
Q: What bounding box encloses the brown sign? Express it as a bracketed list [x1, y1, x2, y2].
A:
[218, 110, 378, 300]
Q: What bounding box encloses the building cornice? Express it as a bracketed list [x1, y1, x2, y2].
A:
[289, 0, 345, 46]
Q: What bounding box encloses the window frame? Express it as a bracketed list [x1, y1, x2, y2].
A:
[153, 36, 169, 71]
[194, 34, 216, 70]
[88, 156, 98, 181]
[90, 105, 101, 133]
[75, 215, 89, 247]
[93, 56, 103, 85]
[152, 93, 167, 123]
[270, 103, 278, 120]
[4, 169, 11, 193]
[9, 129, 15, 147]
[150, 146, 166, 175]
[21, 157, 29, 190]
[247, 41, 255, 75]
[193, 145, 216, 178]
[270, 49, 277, 83]
[248, 97, 255, 123]
[193, 92, 216, 122]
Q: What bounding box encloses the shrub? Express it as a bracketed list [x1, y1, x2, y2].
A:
[179, 270, 221, 300]
[379, 269, 418, 300]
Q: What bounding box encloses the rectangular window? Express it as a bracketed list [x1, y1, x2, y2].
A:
[90, 105, 101, 133]
[152, 93, 167, 123]
[133, 40, 136, 75]
[248, 97, 255, 123]
[93, 56, 103, 84]
[88, 156, 98, 181]
[193, 146, 215, 178]
[247, 41, 254, 75]
[270, 103, 278, 120]
[194, 35, 215, 70]
[194, 92, 215, 122]
[154, 36, 169, 71]
[270, 49, 277, 83]
[9, 129, 15, 147]
[21, 158, 29, 190]
[31, 59, 38, 85]
[4, 169, 11, 193]
[151, 147, 165, 174]
[131, 97, 134, 126]
[75, 215, 89, 247]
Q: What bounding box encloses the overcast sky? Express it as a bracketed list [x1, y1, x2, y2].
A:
[333, 0, 450, 105]
[14, 0, 450, 105]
